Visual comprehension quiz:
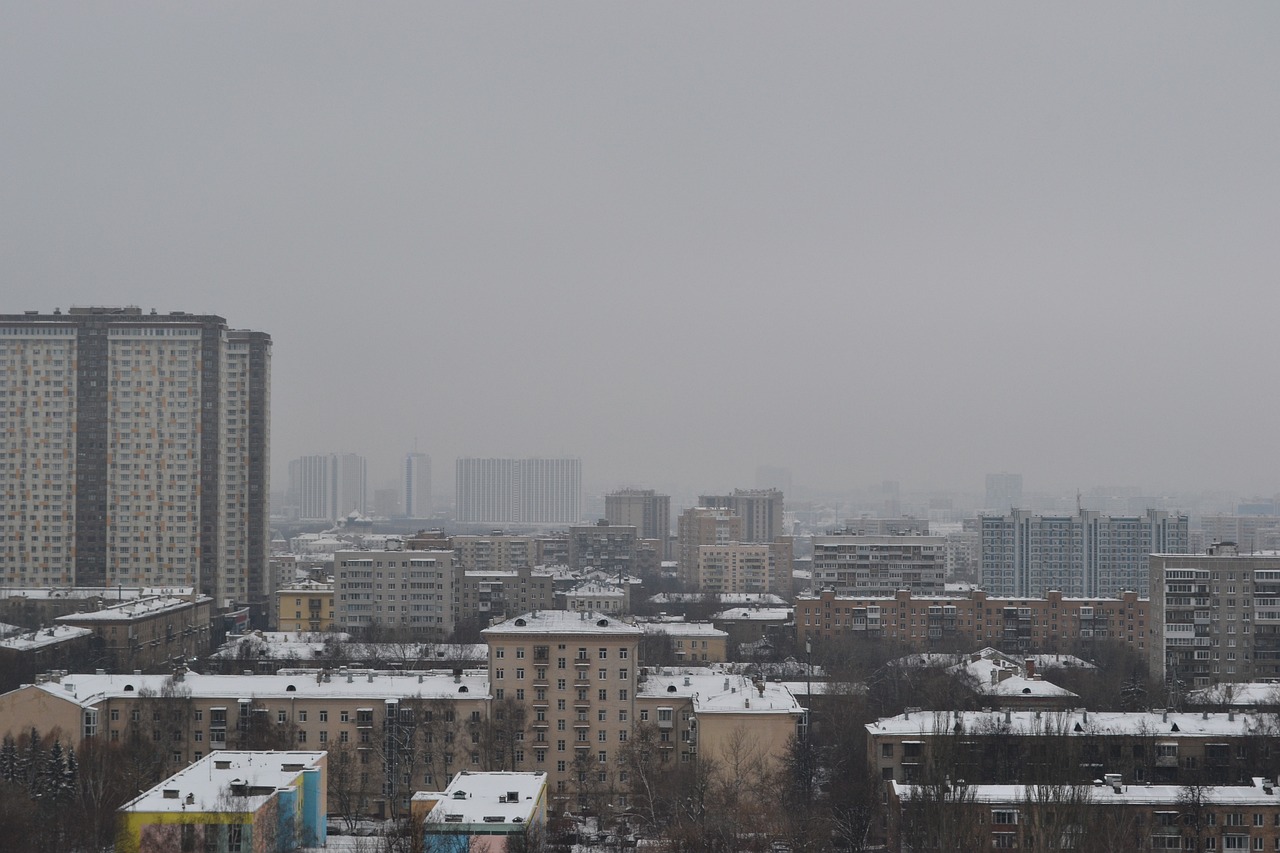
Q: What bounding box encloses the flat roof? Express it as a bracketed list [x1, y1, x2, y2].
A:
[414, 770, 547, 828]
[868, 708, 1272, 738]
[891, 778, 1280, 807]
[482, 611, 641, 636]
[639, 622, 727, 638]
[120, 751, 325, 814]
[55, 594, 210, 622]
[22, 670, 491, 708]
[0, 625, 93, 651]
[637, 670, 802, 715]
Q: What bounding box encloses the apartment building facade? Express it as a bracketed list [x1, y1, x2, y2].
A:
[811, 535, 948, 596]
[481, 610, 641, 809]
[567, 523, 637, 573]
[1150, 545, 1280, 691]
[676, 507, 742, 587]
[334, 548, 456, 638]
[604, 489, 670, 556]
[455, 458, 581, 525]
[796, 587, 1148, 655]
[980, 509, 1189, 598]
[0, 307, 271, 612]
[698, 489, 784, 543]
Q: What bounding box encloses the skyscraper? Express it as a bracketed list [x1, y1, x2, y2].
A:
[698, 488, 784, 543]
[286, 452, 367, 521]
[0, 306, 271, 610]
[985, 472, 1024, 511]
[455, 458, 581, 525]
[604, 488, 671, 541]
[403, 452, 431, 518]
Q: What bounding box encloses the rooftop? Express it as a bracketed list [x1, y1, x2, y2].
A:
[0, 625, 93, 651]
[20, 669, 491, 708]
[55, 593, 210, 623]
[120, 751, 325, 814]
[868, 708, 1273, 739]
[413, 770, 547, 829]
[712, 607, 792, 621]
[637, 669, 803, 715]
[482, 611, 641, 636]
[638, 622, 727, 638]
[891, 777, 1280, 807]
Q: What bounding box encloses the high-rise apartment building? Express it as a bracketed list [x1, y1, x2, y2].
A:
[698, 488, 783, 543]
[984, 472, 1023, 511]
[286, 452, 367, 521]
[455, 458, 581, 525]
[0, 307, 270, 610]
[980, 509, 1188, 598]
[1149, 544, 1280, 691]
[403, 452, 431, 518]
[676, 507, 742, 587]
[604, 489, 670, 542]
[567, 522, 637, 573]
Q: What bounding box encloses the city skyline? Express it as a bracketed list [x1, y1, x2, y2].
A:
[5, 6, 1280, 499]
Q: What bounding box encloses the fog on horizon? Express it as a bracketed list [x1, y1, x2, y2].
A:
[4, 4, 1278, 502]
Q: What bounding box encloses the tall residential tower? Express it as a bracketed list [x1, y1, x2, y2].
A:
[0, 307, 271, 610]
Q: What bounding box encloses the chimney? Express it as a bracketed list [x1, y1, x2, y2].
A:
[1004, 709, 1012, 724]
[1024, 658, 1035, 678]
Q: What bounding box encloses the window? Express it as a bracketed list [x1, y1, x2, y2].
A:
[992, 810, 1018, 825]
[599, 689, 608, 701]
[319, 711, 328, 722]
[993, 834, 1016, 849]
[297, 711, 307, 723]
[341, 710, 349, 723]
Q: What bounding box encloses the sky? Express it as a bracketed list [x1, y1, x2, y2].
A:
[3, 4, 1279, 500]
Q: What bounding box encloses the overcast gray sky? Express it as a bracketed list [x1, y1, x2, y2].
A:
[4, 4, 1279, 499]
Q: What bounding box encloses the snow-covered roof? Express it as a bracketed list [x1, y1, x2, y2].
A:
[712, 607, 792, 621]
[954, 657, 1078, 699]
[120, 751, 325, 814]
[482, 611, 641, 636]
[648, 593, 787, 606]
[1187, 682, 1280, 707]
[24, 670, 491, 708]
[639, 621, 726, 638]
[562, 580, 626, 596]
[637, 670, 802, 716]
[0, 625, 93, 651]
[868, 708, 1273, 739]
[891, 777, 1280, 807]
[413, 770, 547, 828]
[55, 594, 210, 623]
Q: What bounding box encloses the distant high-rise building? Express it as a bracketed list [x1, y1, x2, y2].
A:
[985, 472, 1024, 511]
[0, 307, 271, 610]
[812, 535, 947, 596]
[455, 458, 581, 525]
[404, 452, 431, 518]
[677, 507, 742, 587]
[980, 508, 1188, 598]
[605, 489, 671, 542]
[286, 452, 367, 522]
[698, 488, 784, 543]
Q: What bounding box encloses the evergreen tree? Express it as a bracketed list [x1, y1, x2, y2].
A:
[0, 735, 16, 783]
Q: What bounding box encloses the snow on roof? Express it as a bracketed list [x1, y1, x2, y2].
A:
[413, 770, 547, 827]
[482, 611, 641, 636]
[637, 670, 802, 715]
[0, 586, 152, 601]
[954, 657, 1078, 699]
[639, 622, 726, 638]
[1187, 682, 1280, 707]
[868, 708, 1273, 738]
[27, 670, 491, 708]
[55, 594, 210, 622]
[779, 681, 866, 698]
[120, 751, 325, 814]
[563, 580, 625, 596]
[712, 607, 792, 621]
[891, 778, 1280, 807]
[0, 625, 93, 650]
[648, 593, 787, 606]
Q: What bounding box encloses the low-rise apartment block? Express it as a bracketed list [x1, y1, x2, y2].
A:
[275, 578, 334, 633]
[867, 708, 1278, 786]
[55, 591, 214, 671]
[886, 776, 1280, 853]
[812, 535, 948, 596]
[796, 587, 1148, 654]
[117, 750, 327, 853]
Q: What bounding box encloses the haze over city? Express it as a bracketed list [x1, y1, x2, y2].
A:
[4, 4, 1279, 500]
